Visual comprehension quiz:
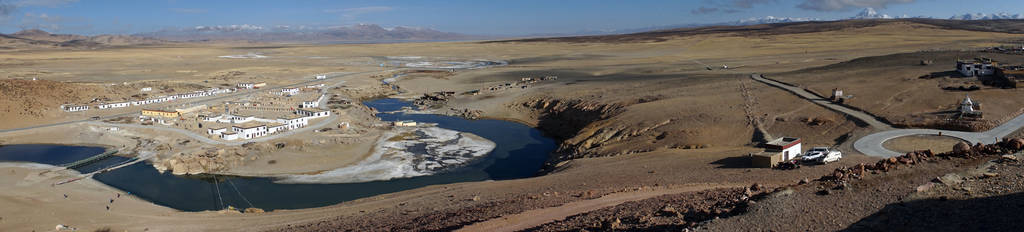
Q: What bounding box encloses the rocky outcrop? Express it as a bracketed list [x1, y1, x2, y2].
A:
[819, 138, 1024, 185]
[153, 148, 249, 175]
[516, 97, 626, 164]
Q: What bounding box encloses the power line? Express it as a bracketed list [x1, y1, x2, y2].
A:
[213, 175, 225, 210]
[225, 177, 255, 209]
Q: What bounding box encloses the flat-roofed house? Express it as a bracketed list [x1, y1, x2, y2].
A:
[278, 115, 309, 129]
[232, 123, 268, 139]
[267, 123, 288, 134]
[142, 109, 181, 118]
[207, 127, 227, 135]
[221, 131, 239, 140]
[281, 88, 300, 96]
[98, 102, 130, 109]
[750, 137, 803, 168]
[237, 83, 255, 89]
[296, 108, 331, 118]
[61, 105, 90, 112]
[957, 58, 999, 77]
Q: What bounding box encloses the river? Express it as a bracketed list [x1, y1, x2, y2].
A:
[0, 99, 556, 211]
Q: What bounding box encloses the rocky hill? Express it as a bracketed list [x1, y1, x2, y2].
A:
[137, 24, 481, 42]
[0, 29, 167, 49]
[490, 18, 1024, 43]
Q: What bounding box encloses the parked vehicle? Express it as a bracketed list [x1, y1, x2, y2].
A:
[802, 147, 842, 164]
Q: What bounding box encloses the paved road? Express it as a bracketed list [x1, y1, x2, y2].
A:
[750, 73, 1024, 158]
[0, 71, 367, 134]
[750, 74, 893, 130]
[853, 113, 1024, 157]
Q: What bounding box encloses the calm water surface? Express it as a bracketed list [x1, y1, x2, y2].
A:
[0, 99, 555, 211]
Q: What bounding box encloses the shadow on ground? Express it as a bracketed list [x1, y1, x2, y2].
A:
[710, 156, 751, 169]
[843, 192, 1024, 232]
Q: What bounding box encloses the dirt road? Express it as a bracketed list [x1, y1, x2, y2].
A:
[750, 74, 893, 130]
[456, 183, 743, 232]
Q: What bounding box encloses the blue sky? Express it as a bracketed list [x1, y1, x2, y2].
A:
[1, 0, 1023, 35]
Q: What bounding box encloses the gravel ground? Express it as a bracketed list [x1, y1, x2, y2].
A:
[526, 188, 755, 231]
[702, 154, 1017, 232]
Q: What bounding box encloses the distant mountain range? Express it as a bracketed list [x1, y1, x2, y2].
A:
[950, 13, 1024, 20]
[5, 9, 1024, 47]
[0, 29, 166, 49]
[135, 24, 485, 43]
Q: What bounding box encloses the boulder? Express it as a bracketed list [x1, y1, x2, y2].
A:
[937, 173, 964, 186]
[659, 205, 681, 217]
[953, 142, 971, 153]
[1009, 139, 1024, 150]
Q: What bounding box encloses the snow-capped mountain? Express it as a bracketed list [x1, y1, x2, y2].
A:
[734, 16, 820, 25]
[950, 13, 1024, 20]
[850, 8, 893, 19]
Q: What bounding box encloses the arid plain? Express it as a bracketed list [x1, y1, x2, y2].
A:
[3, 19, 1024, 231]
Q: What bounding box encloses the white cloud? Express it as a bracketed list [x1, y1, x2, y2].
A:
[323, 6, 393, 21]
[798, 0, 914, 12]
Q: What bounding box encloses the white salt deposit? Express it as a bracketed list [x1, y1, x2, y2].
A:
[218, 53, 268, 59]
[275, 127, 495, 184]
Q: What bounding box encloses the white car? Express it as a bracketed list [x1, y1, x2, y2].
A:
[801, 147, 842, 164]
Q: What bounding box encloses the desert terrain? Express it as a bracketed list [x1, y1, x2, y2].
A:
[2, 19, 1024, 231]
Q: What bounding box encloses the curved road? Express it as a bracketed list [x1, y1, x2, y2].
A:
[750, 74, 892, 130]
[853, 114, 1024, 157]
[750, 74, 1024, 158]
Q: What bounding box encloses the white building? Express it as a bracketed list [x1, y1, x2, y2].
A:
[300, 101, 319, 108]
[957, 58, 998, 77]
[221, 131, 239, 140]
[278, 115, 309, 129]
[281, 88, 300, 96]
[315, 74, 327, 80]
[61, 105, 90, 112]
[394, 120, 417, 127]
[225, 114, 255, 123]
[237, 83, 255, 89]
[296, 108, 330, 118]
[268, 123, 288, 134]
[765, 137, 802, 161]
[141, 87, 152, 92]
[300, 94, 326, 108]
[98, 102, 131, 109]
[207, 127, 227, 135]
[232, 124, 268, 139]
